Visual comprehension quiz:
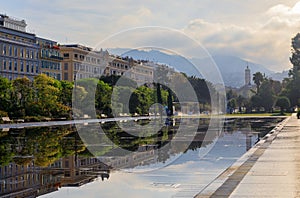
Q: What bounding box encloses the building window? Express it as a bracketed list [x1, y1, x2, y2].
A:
[35, 63, 38, 73]
[63, 53, 69, 58]
[3, 60, 6, 70]
[26, 62, 29, 73]
[20, 49, 24, 58]
[64, 171, 70, 177]
[64, 63, 68, 70]
[9, 60, 12, 71]
[74, 54, 78, 59]
[3, 45, 6, 55]
[31, 51, 34, 59]
[65, 161, 69, 168]
[20, 61, 24, 72]
[26, 50, 29, 58]
[57, 74, 61, 81]
[14, 47, 17, 57]
[9, 46, 12, 56]
[31, 63, 34, 73]
[64, 72, 68, 80]
[14, 61, 17, 71]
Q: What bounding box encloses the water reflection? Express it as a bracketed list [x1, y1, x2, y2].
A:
[0, 117, 283, 197]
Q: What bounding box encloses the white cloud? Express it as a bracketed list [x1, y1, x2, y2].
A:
[182, 2, 300, 71]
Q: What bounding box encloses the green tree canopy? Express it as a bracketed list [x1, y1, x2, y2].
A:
[253, 72, 264, 93]
[276, 96, 291, 114]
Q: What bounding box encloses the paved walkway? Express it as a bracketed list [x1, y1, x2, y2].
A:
[0, 116, 155, 129]
[195, 113, 300, 197]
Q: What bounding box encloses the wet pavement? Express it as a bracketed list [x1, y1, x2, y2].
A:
[195, 114, 300, 198]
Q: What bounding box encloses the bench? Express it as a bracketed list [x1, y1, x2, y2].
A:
[2, 117, 12, 123]
[15, 119, 25, 123]
[101, 114, 107, 118]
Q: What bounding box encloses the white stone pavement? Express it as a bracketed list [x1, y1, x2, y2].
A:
[196, 113, 300, 198]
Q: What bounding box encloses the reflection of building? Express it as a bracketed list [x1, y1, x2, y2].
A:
[0, 155, 110, 197]
[0, 14, 39, 80]
[0, 160, 63, 198]
[61, 155, 110, 187]
[101, 146, 158, 169]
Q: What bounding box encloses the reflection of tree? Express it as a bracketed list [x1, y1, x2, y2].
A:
[0, 143, 14, 165]
[0, 126, 88, 167]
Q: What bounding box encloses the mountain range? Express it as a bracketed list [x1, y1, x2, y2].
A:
[108, 48, 289, 88]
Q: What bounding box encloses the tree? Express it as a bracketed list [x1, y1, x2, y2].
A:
[11, 77, 33, 117]
[276, 96, 291, 115]
[259, 80, 275, 112]
[251, 95, 262, 112]
[227, 98, 237, 114]
[236, 95, 246, 113]
[95, 80, 112, 116]
[100, 75, 137, 87]
[284, 33, 300, 107]
[0, 76, 11, 113]
[154, 66, 170, 116]
[32, 74, 60, 116]
[167, 89, 173, 116]
[290, 33, 300, 73]
[253, 72, 264, 93]
[59, 80, 74, 107]
[129, 86, 155, 115]
[188, 76, 212, 104]
[270, 79, 282, 96]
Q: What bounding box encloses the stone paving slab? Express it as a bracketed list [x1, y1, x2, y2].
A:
[195, 114, 299, 198]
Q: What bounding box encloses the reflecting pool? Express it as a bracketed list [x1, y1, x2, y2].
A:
[0, 117, 284, 198]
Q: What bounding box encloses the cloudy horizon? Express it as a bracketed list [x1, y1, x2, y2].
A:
[2, 0, 300, 72]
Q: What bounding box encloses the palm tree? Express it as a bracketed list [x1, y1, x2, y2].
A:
[253, 72, 264, 94]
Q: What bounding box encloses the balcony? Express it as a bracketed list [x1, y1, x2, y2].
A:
[49, 55, 63, 61]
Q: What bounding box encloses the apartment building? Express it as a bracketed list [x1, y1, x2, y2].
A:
[36, 37, 63, 80]
[0, 14, 39, 80]
[60, 44, 108, 81]
[107, 56, 154, 85]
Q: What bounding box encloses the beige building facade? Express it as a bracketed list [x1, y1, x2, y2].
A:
[60, 45, 108, 81]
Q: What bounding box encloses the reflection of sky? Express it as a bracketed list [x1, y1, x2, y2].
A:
[40, 131, 258, 198]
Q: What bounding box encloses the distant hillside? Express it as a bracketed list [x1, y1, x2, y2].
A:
[269, 70, 289, 81]
[108, 48, 287, 88]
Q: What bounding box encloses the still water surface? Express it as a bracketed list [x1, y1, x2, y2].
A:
[0, 117, 283, 198]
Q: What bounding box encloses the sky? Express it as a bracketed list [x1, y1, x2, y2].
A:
[2, 0, 300, 72]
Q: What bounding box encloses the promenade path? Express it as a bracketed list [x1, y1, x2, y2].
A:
[196, 113, 300, 197]
[0, 116, 154, 129]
